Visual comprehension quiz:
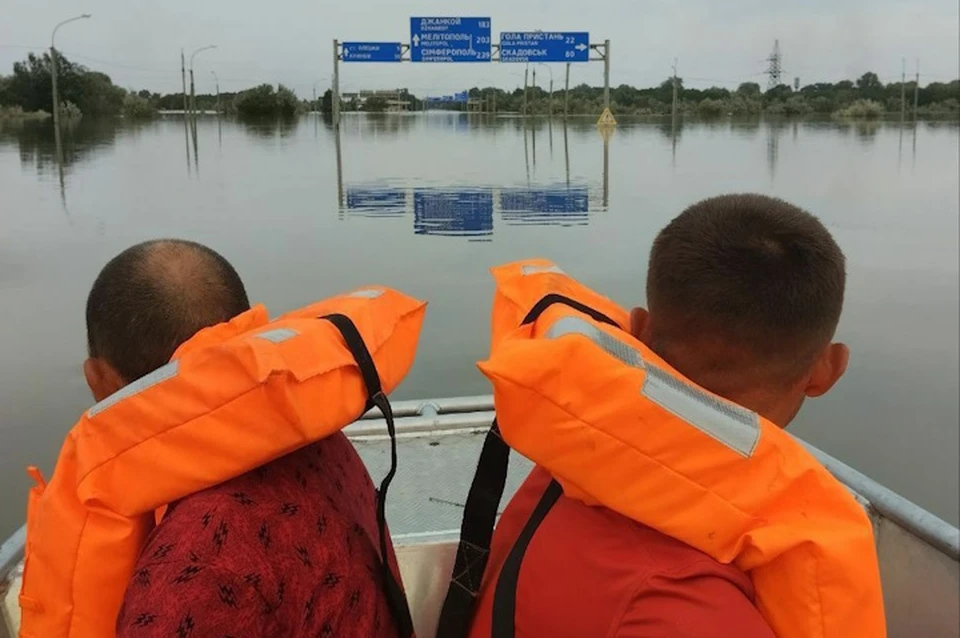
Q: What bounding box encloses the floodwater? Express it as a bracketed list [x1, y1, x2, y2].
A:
[0, 113, 957, 540]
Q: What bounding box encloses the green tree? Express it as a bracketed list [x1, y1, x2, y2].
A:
[764, 83, 793, 102]
[235, 84, 277, 116]
[698, 98, 725, 116]
[122, 93, 156, 119]
[234, 84, 301, 117]
[736, 82, 761, 96]
[4, 52, 124, 115]
[855, 72, 885, 101]
[856, 72, 882, 92]
[782, 95, 812, 115]
[276, 84, 299, 116]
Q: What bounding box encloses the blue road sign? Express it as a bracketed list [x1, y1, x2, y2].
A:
[499, 32, 590, 63]
[414, 189, 493, 237]
[410, 17, 492, 63]
[341, 42, 402, 62]
[425, 91, 469, 104]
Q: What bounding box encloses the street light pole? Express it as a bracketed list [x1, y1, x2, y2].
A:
[189, 45, 217, 116]
[51, 14, 91, 136]
[211, 71, 220, 114]
[538, 64, 554, 116]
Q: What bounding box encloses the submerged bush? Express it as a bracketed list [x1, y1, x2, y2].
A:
[235, 84, 301, 117]
[698, 98, 725, 116]
[835, 99, 884, 119]
[59, 100, 82, 120]
[0, 105, 50, 121]
[783, 96, 812, 116]
[122, 93, 157, 119]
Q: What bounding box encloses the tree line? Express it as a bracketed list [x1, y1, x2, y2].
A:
[445, 73, 959, 117]
[0, 52, 304, 119]
[2, 51, 957, 120]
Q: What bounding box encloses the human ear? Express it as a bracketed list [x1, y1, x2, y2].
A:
[804, 343, 850, 398]
[83, 358, 126, 403]
[629, 307, 650, 343]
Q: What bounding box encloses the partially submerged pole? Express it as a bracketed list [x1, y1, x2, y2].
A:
[333, 39, 341, 126]
[549, 78, 554, 116]
[181, 49, 189, 116]
[913, 60, 920, 119]
[603, 39, 611, 111]
[523, 66, 529, 117]
[671, 58, 679, 121]
[564, 62, 570, 117]
[900, 58, 906, 122]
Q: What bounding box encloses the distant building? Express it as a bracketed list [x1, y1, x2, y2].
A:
[341, 89, 410, 111]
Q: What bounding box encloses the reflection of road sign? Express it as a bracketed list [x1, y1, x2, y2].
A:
[410, 17, 492, 62]
[597, 107, 617, 127]
[500, 32, 589, 63]
[501, 187, 590, 225]
[341, 43, 403, 62]
[345, 187, 406, 216]
[414, 189, 493, 237]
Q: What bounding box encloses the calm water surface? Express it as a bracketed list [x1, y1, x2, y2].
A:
[1, 114, 957, 538]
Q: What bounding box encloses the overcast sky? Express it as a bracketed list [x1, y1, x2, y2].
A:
[3, 0, 958, 97]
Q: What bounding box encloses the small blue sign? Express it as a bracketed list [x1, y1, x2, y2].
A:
[499, 32, 590, 63]
[414, 189, 493, 237]
[410, 17, 492, 63]
[341, 42, 402, 63]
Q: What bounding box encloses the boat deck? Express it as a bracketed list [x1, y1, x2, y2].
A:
[3, 395, 958, 638]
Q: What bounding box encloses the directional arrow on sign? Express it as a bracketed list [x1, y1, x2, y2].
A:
[412, 34, 420, 46]
[344, 48, 350, 56]
[575, 43, 588, 51]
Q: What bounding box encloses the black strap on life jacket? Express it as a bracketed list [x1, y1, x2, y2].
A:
[321, 313, 415, 638]
[435, 295, 619, 638]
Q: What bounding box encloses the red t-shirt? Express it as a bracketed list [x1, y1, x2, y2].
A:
[116, 432, 400, 638]
[469, 467, 777, 638]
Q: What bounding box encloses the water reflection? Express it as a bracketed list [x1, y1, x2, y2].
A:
[852, 120, 881, 144]
[502, 186, 589, 226]
[238, 116, 300, 139]
[766, 119, 785, 181]
[337, 119, 611, 237]
[341, 184, 599, 236]
[344, 186, 406, 217]
[0, 118, 118, 176]
[190, 117, 200, 174]
[414, 189, 494, 240]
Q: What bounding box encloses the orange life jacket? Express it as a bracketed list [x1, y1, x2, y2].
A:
[19, 287, 426, 638]
[439, 260, 885, 638]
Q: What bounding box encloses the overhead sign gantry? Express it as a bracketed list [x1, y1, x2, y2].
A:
[333, 16, 610, 125]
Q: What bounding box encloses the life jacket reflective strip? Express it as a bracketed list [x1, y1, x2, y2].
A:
[438, 259, 886, 638]
[19, 288, 426, 638]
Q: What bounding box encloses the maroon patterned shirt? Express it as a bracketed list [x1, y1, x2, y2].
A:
[116, 432, 401, 638]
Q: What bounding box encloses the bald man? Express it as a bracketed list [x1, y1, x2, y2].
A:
[80, 240, 400, 637]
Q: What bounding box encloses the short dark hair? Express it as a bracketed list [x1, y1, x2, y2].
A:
[86, 239, 250, 382]
[646, 194, 845, 384]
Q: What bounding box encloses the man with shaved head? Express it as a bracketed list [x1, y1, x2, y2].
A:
[80, 240, 401, 637]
